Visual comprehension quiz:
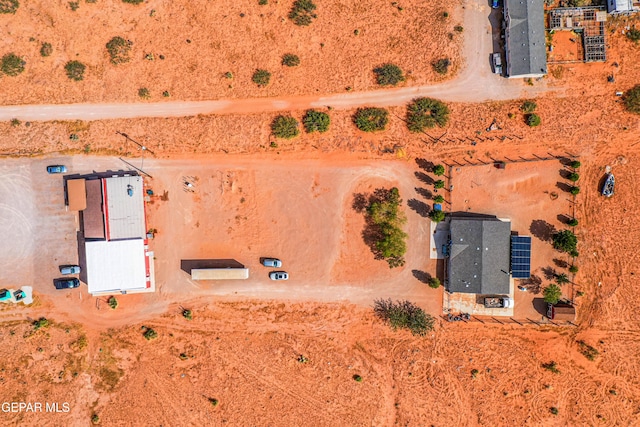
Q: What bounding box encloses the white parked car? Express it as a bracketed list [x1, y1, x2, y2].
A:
[269, 271, 289, 281]
[262, 258, 282, 268]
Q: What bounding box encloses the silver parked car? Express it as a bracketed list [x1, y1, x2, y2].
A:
[269, 271, 289, 281]
[262, 258, 282, 268]
[59, 265, 81, 275]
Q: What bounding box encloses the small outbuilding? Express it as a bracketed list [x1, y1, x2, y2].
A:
[547, 302, 576, 321]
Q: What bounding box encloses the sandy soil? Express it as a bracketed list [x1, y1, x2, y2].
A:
[0, 0, 460, 105]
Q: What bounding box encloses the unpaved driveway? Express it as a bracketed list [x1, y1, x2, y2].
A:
[0, 1, 555, 122]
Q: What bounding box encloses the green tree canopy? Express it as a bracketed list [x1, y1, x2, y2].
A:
[406, 98, 450, 132]
[373, 63, 405, 86]
[553, 230, 577, 253]
[302, 109, 330, 133]
[353, 107, 388, 132]
[271, 115, 300, 139]
[624, 85, 640, 115]
[543, 284, 562, 304]
[432, 164, 445, 176]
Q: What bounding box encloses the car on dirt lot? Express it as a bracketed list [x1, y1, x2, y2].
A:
[262, 258, 282, 268]
[269, 271, 289, 281]
[492, 53, 503, 75]
[53, 278, 80, 289]
[59, 265, 81, 275]
[14, 289, 26, 301]
[0, 289, 10, 301]
[492, 0, 499, 8]
[46, 165, 67, 174]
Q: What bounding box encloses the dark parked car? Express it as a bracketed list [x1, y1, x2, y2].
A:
[14, 289, 25, 301]
[53, 278, 80, 290]
[46, 165, 67, 174]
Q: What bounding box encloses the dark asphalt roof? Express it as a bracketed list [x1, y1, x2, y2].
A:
[504, 0, 547, 77]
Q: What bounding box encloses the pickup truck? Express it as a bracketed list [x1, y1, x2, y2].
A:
[484, 296, 513, 308]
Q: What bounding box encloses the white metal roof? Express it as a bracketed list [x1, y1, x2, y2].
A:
[86, 239, 147, 294]
[104, 175, 146, 240]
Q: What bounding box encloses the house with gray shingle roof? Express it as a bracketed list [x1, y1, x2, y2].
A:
[504, 0, 547, 78]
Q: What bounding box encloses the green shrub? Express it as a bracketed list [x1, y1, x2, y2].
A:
[569, 265, 578, 273]
[366, 188, 407, 267]
[429, 209, 446, 223]
[550, 407, 559, 415]
[577, 340, 599, 361]
[10, 118, 20, 126]
[428, 277, 441, 289]
[162, 91, 170, 97]
[542, 361, 560, 374]
[373, 63, 405, 86]
[107, 296, 118, 309]
[208, 398, 219, 407]
[122, 0, 144, 4]
[526, 113, 541, 127]
[406, 97, 450, 132]
[353, 374, 363, 382]
[353, 107, 388, 132]
[568, 172, 579, 182]
[432, 164, 445, 176]
[433, 195, 444, 203]
[553, 230, 577, 253]
[569, 160, 581, 169]
[65, 60, 86, 81]
[91, 414, 100, 424]
[0, 0, 19, 14]
[40, 42, 53, 57]
[106, 36, 132, 64]
[259, 0, 268, 4]
[281, 53, 300, 67]
[626, 27, 640, 43]
[143, 328, 157, 340]
[569, 186, 580, 195]
[288, 0, 317, 26]
[271, 115, 300, 139]
[432, 58, 451, 75]
[252, 69, 271, 87]
[182, 309, 192, 320]
[520, 100, 537, 113]
[302, 109, 330, 133]
[224, 71, 233, 79]
[567, 218, 578, 227]
[33, 317, 50, 330]
[569, 249, 579, 258]
[138, 87, 150, 99]
[434, 180, 445, 189]
[454, 25, 463, 32]
[373, 299, 435, 336]
[543, 284, 562, 304]
[471, 369, 479, 378]
[624, 85, 640, 115]
[1, 53, 25, 76]
[69, 1, 79, 11]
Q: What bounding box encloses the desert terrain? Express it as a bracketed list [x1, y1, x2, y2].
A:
[0, 1, 639, 427]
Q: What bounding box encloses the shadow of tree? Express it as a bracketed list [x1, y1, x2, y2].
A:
[532, 297, 548, 316]
[415, 187, 433, 199]
[556, 181, 573, 192]
[553, 258, 568, 269]
[520, 274, 542, 294]
[412, 270, 432, 284]
[408, 198, 430, 218]
[542, 266, 557, 280]
[557, 214, 571, 224]
[352, 193, 368, 213]
[530, 219, 556, 242]
[559, 169, 573, 180]
[415, 158, 435, 171]
[415, 171, 434, 185]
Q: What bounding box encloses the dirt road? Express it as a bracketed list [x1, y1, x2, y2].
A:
[0, 1, 555, 122]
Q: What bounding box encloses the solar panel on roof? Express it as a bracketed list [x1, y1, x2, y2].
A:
[510, 235, 532, 279]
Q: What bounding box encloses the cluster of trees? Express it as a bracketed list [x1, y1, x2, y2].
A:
[373, 299, 435, 336]
[366, 187, 407, 268]
[521, 100, 541, 127]
[271, 109, 331, 139]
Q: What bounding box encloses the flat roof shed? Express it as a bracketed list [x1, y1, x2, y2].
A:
[67, 179, 87, 211]
[85, 239, 148, 295]
[104, 175, 146, 240]
[82, 179, 105, 239]
[191, 268, 250, 280]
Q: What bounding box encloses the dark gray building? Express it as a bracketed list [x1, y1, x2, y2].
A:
[447, 216, 511, 294]
[504, 0, 547, 78]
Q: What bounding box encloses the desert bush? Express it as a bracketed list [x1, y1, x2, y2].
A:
[366, 187, 407, 267]
[252, 69, 271, 87]
[259, 0, 268, 4]
[281, 53, 300, 67]
[162, 91, 170, 97]
[208, 398, 219, 407]
[520, 100, 537, 113]
[569, 265, 578, 273]
[624, 85, 640, 115]
[454, 25, 463, 32]
[433, 195, 444, 203]
[569, 160, 581, 169]
[542, 361, 560, 373]
[429, 209, 446, 223]
[122, 0, 144, 4]
[106, 36, 132, 64]
[569, 186, 580, 195]
[353, 107, 388, 132]
[1, 53, 25, 76]
[224, 71, 233, 79]
[550, 407, 559, 415]
[543, 284, 562, 304]
[553, 230, 577, 253]
[138, 87, 150, 99]
[434, 180, 445, 189]
[297, 354, 308, 363]
[143, 327, 157, 340]
[182, 309, 192, 320]
[428, 277, 441, 289]
[471, 369, 479, 378]
[302, 109, 330, 133]
[288, 0, 317, 26]
[353, 374, 363, 382]
[69, 1, 79, 11]
[432, 58, 451, 75]
[527, 113, 541, 127]
[10, 118, 20, 126]
[373, 299, 435, 336]
[65, 60, 86, 81]
[40, 42, 53, 57]
[568, 172, 579, 182]
[577, 340, 599, 361]
[91, 414, 100, 424]
[0, 0, 19, 14]
[33, 317, 49, 330]
[432, 164, 445, 176]
[107, 296, 118, 309]
[567, 218, 578, 227]
[271, 115, 300, 139]
[373, 63, 405, 86]
[625, 27, 640, 43]
[406, 97, 450, 132]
